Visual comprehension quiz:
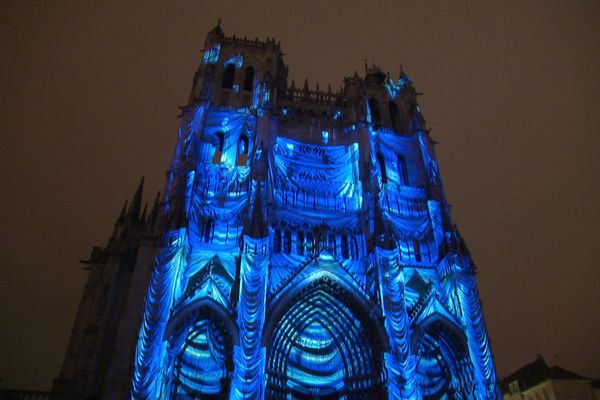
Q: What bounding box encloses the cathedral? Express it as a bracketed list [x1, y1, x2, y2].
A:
[53, 23, 501, 400]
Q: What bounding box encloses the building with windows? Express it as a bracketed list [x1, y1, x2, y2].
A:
[502, 356, 598, 400]
[54, 23, 501, 399]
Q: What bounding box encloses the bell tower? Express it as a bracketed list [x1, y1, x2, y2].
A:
[123, 23, 502, 399]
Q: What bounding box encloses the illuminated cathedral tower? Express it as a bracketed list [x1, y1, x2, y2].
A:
[130, 23, 501, 399]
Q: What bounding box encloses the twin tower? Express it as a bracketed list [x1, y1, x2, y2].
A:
[56, 23, 501, 399]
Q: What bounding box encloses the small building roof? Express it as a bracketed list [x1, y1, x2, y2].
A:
[501, 356, 588, 394]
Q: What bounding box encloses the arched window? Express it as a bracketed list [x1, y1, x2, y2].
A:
[297, 232, 305, 255]
[377, 153, 388, 184]
[368, 98, 381, 127]
[213, 131, 224, 163]
[221, 64, 235, 88]
[237, 135, 249, 166]
[398, 154, 409, 186]
[243, 66, 254, 91]
[389, 101, 399, 131]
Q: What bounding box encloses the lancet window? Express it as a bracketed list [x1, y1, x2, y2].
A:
[222, 64, 235, 88]
[243, 66, 254, 91]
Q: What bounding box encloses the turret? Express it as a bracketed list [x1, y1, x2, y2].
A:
[188, 22, 286, 110]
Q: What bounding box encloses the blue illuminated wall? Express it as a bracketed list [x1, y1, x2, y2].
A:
[132, 23, 501, 399]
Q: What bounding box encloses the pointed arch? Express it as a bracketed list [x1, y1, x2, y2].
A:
[165, 300, 236, 399]
[412, 313, 474, 399]
[264, 278, 387, 398]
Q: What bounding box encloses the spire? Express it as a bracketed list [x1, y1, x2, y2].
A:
[128, 177, 145, 220]
[206, 18, 224, 45]
[399, 65, 411, 83]
[209, 17, 223, 35]
[140, 202, 148, 224]
[303, 79, 310, 100]
[117, 200, 128, 224]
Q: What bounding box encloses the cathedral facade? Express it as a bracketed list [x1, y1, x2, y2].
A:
[56, 23, 501, 400]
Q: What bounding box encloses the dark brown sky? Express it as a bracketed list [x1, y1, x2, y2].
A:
[1, 0, 599, 391]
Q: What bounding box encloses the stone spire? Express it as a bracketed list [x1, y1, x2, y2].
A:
[128, 177, 145, 220]
[140, 202, 148, 224]
[117, 200, 128, 224]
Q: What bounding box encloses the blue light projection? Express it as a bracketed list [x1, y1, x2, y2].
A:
[132, 32, 501, 400]
[385, 74, 411, 99]
[225, 54, 244, 68]
[203, 44, 220, 65]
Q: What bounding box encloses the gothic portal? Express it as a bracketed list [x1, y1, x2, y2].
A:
[56, 22, 501, 400]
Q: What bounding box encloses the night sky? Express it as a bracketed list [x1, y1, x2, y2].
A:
[1, 1, 599, 391]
